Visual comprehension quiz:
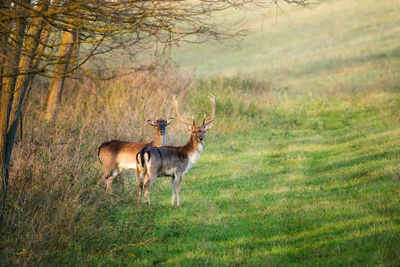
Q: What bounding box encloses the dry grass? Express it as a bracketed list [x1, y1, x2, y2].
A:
[2, 70, 191, 264]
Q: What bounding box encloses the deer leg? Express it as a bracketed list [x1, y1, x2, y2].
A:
[144, 183, 151, 207]
[175, 174, 182, 207]
[136, 169, 145, 208]
[144, 173, 153, 207]
[138, 181, 143, 208]
[171, 176, 176, 207]
[105, 168, 118, 194]
[101, 169, 109, 183]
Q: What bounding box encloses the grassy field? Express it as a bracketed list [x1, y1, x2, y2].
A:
[1, 0, 400, 265]
[62, 91, 400, 266]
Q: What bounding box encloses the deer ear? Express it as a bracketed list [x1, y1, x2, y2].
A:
[205, 123, 213, 130]
[166, 117, 173, 125]
[147, 120, 156, 126]
[188, 125, 195, 132]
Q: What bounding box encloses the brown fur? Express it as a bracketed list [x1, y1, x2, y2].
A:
[98, 118, 172, 193]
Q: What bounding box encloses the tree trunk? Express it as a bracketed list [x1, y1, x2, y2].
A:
[0, 0, 29, 219]
[0, 0, 11, 95]
[10, 1, 50, 139]
[44, 24, 77, 122]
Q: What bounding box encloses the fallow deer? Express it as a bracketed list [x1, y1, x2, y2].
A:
[98, 118, 172, 193]
[136, 95, 215, 207]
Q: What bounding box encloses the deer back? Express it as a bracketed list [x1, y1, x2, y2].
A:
[99, 140, 152, 168]
[138, 146, 192, 176]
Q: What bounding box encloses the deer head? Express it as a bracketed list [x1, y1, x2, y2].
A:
[147, 118, 173, 136]
[173, 94, 215, 143]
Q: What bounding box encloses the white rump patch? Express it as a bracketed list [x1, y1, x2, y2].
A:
[145, 153, 152, 169]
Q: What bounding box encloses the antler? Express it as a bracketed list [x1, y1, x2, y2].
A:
[203, 94, 216, 126]
[173, 96, 193, 127]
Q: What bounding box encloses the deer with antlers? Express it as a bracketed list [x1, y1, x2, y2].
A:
[98, 118, 172, 193]
[136, 95, 215, 208]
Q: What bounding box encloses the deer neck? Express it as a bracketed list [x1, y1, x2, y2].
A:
[153, 129, 165, 147]
[183, 134, 203, 165]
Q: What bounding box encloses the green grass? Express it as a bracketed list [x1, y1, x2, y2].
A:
[2, 0, 400, 265]
[54, 90, 400, 266]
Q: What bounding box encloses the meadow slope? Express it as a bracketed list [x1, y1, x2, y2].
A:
[1, 0, 400, 265]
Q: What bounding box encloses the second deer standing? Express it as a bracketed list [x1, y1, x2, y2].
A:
[98, 118, 172, 193]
